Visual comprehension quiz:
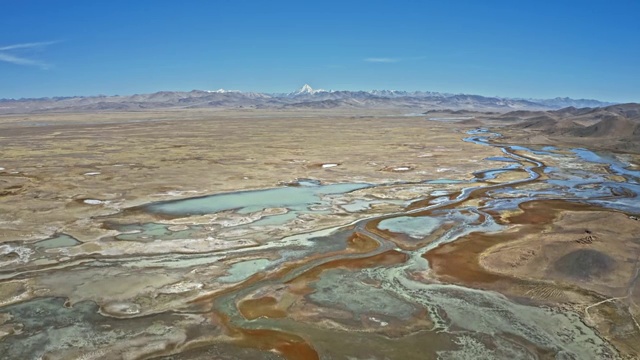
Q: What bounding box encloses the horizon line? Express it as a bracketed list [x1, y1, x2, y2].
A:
[0, 85, 627, 104]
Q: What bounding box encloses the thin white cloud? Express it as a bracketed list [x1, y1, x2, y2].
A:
[364, 57, 400, 63]
[0, 53, 48, 67]
[0, 41, 57, 69]
[0, 41, 58, 51]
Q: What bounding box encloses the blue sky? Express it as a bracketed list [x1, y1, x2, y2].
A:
[1, 0, 639, 101]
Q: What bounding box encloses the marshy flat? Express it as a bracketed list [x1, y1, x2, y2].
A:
[0, 108, 639, 359]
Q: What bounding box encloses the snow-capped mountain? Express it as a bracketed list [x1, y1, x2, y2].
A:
[288, 84, 328, 97]
[206, 89, 241, 93]
[368, 90, 449, 98]
[0, 84, 617, 114]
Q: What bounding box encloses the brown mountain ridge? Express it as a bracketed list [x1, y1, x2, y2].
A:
[501, 103, 640, 153]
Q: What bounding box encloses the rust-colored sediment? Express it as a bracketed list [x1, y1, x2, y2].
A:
[238, 296, 287, 320]
[346, 232, 380, 252]
[238, 328, 319, 360]
[365, 214, 456, 251]
[424, 200, 601, 286]
[426, 199, 640, 357]
[237, 246, 407, 323]
[425, 231, 506, 285]
[193, 234, 402, 358]
[215, 311, 319, 360]
[192, 233, 381, 306]
[286, 250, 409, 286]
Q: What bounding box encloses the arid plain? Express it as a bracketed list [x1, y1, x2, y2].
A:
[1, 108, 639, 359]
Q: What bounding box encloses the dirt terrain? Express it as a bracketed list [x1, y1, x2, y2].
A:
[0, 109, 500, 242]
[0, 108, 639, 359]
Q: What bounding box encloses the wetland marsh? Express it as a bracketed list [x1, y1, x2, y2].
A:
[0, 110, 639, 359]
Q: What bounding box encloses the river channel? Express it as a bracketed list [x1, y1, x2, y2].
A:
[0, 128, 638, 359]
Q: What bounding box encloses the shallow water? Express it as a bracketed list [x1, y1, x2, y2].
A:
[378, 216, 443, 238]
[219, 258, 272, 283]
[146, 182, 370, 216]
[34, 234, 80, 249]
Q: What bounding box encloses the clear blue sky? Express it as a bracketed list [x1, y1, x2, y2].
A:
[1, 0, 639, 102]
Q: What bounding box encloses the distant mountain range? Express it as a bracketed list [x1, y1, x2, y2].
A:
[505, 103, 640, 153]
[0, 84, 618, 114]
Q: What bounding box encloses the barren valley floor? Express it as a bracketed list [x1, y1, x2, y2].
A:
[0, 109, 639, 359]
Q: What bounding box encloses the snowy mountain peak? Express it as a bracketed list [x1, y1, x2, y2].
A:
[206, 89, 241, 93]
[290, 84, 326, 96]
[299, 84, 314, 93]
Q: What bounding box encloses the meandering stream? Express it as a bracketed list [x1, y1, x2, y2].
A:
[1, 128, 638, 359]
